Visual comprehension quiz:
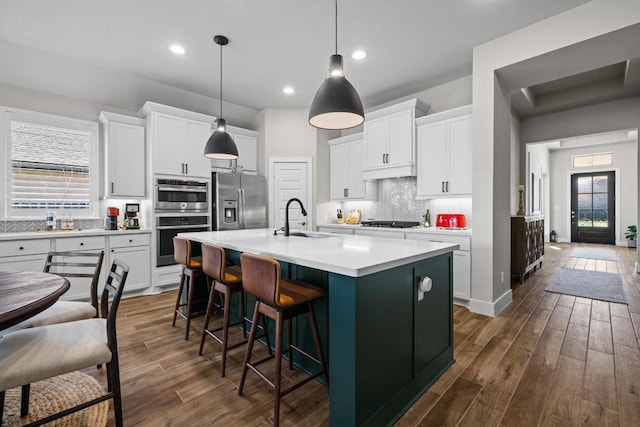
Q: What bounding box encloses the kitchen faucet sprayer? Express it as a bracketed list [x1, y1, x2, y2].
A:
[284, 198, 307, 236]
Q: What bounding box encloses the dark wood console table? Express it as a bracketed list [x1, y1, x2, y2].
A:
[511, 215, 545, 284]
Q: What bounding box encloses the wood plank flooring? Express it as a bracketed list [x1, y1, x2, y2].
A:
[80, 242, 640, 426]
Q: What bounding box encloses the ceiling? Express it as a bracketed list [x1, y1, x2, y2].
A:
[0, 0, 592, 112]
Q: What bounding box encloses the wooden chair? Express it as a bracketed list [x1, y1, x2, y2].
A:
[171, 237, 205, 340]
[0, 259, 129, 427]
[2, 251, 105, 335]
[238, 253, 328, 427]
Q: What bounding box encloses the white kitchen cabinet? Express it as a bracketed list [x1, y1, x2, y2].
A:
[404, 232, 471, 300]
[99, 112, 146, 198]
[211, 125, 258, 174]
[53, 236, 106, 301]
[138, 102, 215, 179]
[362, 99, 429, 180]
[416, 105, 472, 198]
[329, 133, 377, 200]
[0, 239, 51, 272]
[108, 233, 151, 294]
[317, 226, 354, 235]
[353, 228, 405, 239]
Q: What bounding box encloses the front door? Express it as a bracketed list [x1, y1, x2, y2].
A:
[571, 171, 615, 244]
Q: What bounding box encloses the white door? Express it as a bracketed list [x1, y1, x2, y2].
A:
[272, 160, 310, 231]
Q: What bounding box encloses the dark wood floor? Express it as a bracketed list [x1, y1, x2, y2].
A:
[84, 242, 640, 426]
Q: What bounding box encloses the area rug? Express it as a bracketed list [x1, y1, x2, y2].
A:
[545, 267, 628, 304]
[569, 247, 617, 261]
[2, 371, 108, 427]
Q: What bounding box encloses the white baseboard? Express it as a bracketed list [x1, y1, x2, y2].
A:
[468, 289, 513, 317]
[636, 261, 639, 274]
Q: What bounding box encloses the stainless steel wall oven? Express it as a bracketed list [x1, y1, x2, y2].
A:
[156, 215, 209, 267]
[155, 178, 208, 212]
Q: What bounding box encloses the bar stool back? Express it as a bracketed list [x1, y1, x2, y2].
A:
[198, 244, 248, 377]
[238, 252, 328, 426]
[171, 237, 205, 340]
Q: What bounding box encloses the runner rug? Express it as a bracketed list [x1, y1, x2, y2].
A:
[545, 267, 628, 304]
[569, 247, 617, 261]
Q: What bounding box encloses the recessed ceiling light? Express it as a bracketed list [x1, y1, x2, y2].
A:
[282, 86, 295, 95]
[168, 44, 186, 55]
[351, 50, 367, 60]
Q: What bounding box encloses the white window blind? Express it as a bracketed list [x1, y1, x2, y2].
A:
[10, 120, 91, 212]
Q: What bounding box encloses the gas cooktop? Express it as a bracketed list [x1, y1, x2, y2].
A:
[360, 220, 420, 229]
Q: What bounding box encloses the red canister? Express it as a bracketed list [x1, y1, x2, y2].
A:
[435, 214, 467, 229]
[107, 207, 119, 216]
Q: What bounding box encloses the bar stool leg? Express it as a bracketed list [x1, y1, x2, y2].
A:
[220, 287, 232, 377]
[199, 277, 217, 355]
[287, 318, 293, 370]
[273, 310, 283, 427]
[308, 303, 329, 387]
[172, 267, 186, 327]
[239, 302, 261, 395]
[240, 291, 248, 338]
[185, 270, 195, 340]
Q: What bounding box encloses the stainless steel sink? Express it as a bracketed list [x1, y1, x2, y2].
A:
[289, 231, 334, 239]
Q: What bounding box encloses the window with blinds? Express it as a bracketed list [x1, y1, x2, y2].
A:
[5, 109, 98, 218]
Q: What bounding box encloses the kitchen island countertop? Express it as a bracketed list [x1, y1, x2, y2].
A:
[178, 228, 458, 277]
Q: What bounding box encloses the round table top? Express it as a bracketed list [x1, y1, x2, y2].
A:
[0, 271, 70, 331]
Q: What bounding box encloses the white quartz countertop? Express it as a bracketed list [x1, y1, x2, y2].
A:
[179, 229, 458, 277]
[318, 223, 472, 237]
[0, 228, 152, 241]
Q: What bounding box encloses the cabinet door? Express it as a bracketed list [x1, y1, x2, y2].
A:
[330, 143, 349, 200]
[364, 116, 387, 168]
[453, 250, 471, 299]
[107, 122, 145, 197]
[387, 109, 413, 165]
[417, 121, 447, 197]
[110, 245, 150, 293]
[0, 255, 46, 273]
[184, 119, 213, 178]
[446, 115, 472, 195]
[347, 141, 365, 198]
[154, 113, 185, 176]
[414, 254, 452, 375]
[234, 132, 257, 173]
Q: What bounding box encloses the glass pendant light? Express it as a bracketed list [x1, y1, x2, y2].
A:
[204, 35, 238, 159]
[309, 0, 364, 130]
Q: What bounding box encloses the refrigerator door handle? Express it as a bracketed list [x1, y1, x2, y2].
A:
[238, 188, 245, 229]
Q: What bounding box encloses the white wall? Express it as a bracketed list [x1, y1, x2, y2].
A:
[526, 144, 551, 239]
[548, 141, 637, 244]
[472, 0, 640, 316]
[510, 114, 521, 215]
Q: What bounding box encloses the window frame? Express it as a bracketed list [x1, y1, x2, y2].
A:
[2, 106, 100, 220]
[572, 152, 613, 168]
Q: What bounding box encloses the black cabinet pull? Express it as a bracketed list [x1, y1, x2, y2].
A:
[111, 182, 114, 194]
[185, 163, 188, 175]
[80, 242, 84, 246]
[19, 246, 24, 250]
[442, 181, 445, 192]
[129, 239, 133, 243]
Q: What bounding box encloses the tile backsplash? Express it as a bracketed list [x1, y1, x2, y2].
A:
[341, 177, 472, 227]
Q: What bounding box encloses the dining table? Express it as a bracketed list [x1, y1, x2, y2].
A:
[0, 271, 70, 331]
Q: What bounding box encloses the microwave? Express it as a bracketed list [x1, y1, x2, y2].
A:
[154, 178, 208, 212]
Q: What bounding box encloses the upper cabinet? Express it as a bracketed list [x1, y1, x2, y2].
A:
[211, 125, 258, 174]
[99, 112, 146, 197]
[416, 105, 472, 199]
[138, 102, 214, 179]
[329, 133, 377, 201]
[362, 99, 429, 180]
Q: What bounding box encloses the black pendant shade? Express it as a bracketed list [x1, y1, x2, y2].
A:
[204, 118, 238, 159]
[204, 35, 239, 160]
[309, 55, 364, 130]
[308, 0, 364, 130]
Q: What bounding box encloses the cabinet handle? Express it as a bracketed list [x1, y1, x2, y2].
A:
[442, 181, 445, 192]
[346, 188, 349, 198]
[129, 239, 133, 243]
[19, 246, 24, 250]
[80, 242, 84, 246]
[111, 249, 115, 252]
[111, 182, 114, 194]
[446, 181, 449, 192]
[181, 163, 184, 174]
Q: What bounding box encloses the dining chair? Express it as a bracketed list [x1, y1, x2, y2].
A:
[2, 251, 105, 334]
[0, 259, 129, 427]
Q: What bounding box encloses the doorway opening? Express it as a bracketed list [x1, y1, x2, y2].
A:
[571, 171, 616, 244]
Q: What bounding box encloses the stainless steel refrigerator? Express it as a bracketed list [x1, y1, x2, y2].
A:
[212, 172, 267, 230]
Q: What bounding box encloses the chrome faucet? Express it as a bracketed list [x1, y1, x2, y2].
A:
[284, 198, 307, 236]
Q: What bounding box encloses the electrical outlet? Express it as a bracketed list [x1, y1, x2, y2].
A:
[501, 271, 504, 283]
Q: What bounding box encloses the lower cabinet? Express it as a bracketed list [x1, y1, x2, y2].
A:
[0, 239, 51, 272]
[108, 234, 151, 293]
[54, 236, 106, 301]
[353, 228, 405, 239]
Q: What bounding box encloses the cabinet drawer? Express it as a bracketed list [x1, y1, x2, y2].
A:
[354, 229, 405, 239]
[110, 233, 151, 248]
[0, 239, 51, 257]
[405, 233, 470, 251]
[55, 236, 105, 252]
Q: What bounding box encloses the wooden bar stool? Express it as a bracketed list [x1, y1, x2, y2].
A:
[171, 237, 205, 340]
[238, 253, 328, 427]
[198, 244, 251, 377]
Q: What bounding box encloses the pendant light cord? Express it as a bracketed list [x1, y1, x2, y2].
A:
[219, 41, 223, 118]
[334, 0, 338, 55]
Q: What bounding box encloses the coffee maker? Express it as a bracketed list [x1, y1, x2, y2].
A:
[123, 203, 140, 229]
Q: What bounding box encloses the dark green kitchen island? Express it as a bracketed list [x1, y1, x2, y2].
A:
[180, 229, 457, 426]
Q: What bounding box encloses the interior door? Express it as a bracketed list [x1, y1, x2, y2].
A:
[272, 161, 309, 231]
[571, 171, 615, 244]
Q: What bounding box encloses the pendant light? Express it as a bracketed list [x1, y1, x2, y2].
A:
[309, 0, 364, 130]
[204, 35, 238, 159]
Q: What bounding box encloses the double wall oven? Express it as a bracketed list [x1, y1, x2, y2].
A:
[154, 178, 210, 267]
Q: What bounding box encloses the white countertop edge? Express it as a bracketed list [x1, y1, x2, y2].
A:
[318, 223, 472, 237]
[0, 229, 152, 241]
